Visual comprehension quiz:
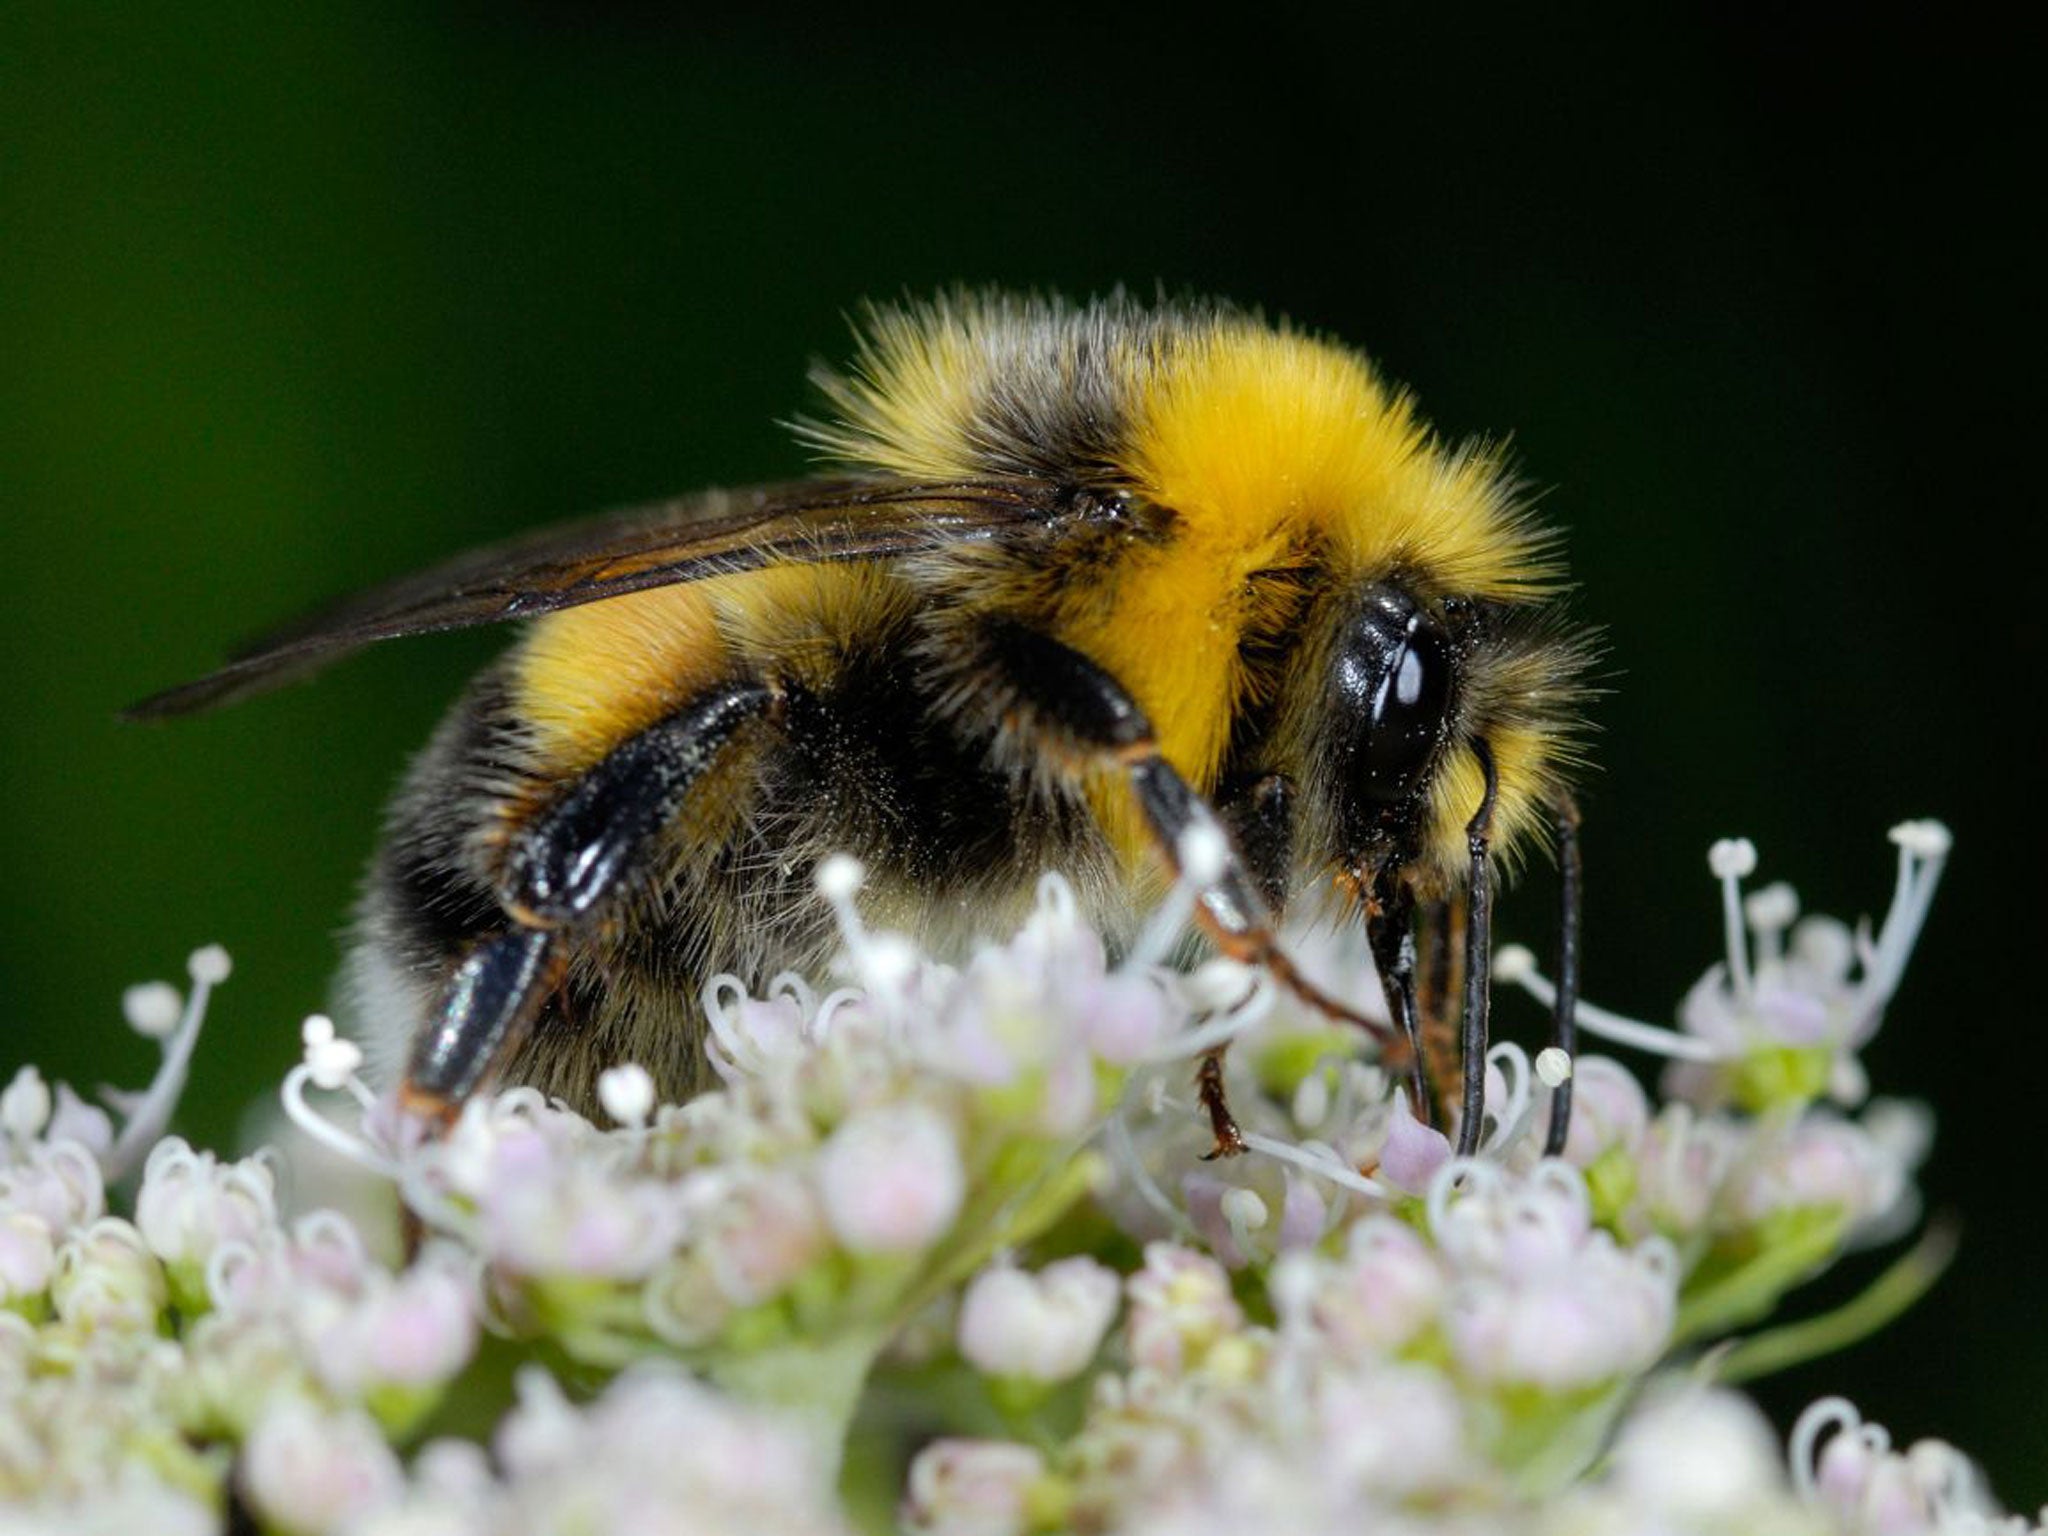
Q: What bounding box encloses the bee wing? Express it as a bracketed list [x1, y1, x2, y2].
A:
[126, 477, 1079, 718]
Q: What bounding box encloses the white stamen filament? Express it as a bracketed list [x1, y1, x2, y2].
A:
[701, 974, 757, 1080]
[281, 1064, 396, 1178]
[1789, 1396, 1888, 1500]
[1424, 1156, 1503, 1237]
[104, 944, 228, 1180]
[1710, 838, 1758, 1002]
[1103, 1091, 1198, 1238]
[814, 854, 919, 1004]
[1744, 881, 1800, 966]
[1850, 820, 1952, 1026]
[1482, 1042, 1536, 1153]
[1145, 974, 1273, 1062]
[1494, 946, 1723, 1062]
[1125, 882, 1199, 974]
[1241, 1131, 1389, 1201]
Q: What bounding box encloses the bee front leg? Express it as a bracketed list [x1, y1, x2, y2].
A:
[1365, 875, 1435, 1129]
[399, 679, 783, 1123]
[956, 620, 1407, 1156]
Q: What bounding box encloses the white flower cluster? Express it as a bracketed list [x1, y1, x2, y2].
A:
[246, 1365, 850, 1536]
[274, 866, 1178, 1383]
[5, 820, 2038, 1536]
[0, 955, 477, 1527]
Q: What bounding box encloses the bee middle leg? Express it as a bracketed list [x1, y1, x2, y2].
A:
[399, 678, 784, 1121]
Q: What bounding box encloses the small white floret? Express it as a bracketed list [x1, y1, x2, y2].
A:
[1535, 1047, 1574, 1087]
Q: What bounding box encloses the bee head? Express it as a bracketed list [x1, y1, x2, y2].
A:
[1324, 582, 1460, 879]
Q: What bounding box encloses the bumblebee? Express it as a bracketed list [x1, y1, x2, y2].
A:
[132, 293, 1592, 1157]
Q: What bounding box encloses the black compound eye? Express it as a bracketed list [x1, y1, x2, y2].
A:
[1331, 589, 1456, 805]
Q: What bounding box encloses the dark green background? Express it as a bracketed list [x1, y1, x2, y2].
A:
[5, 4, 2040, 1497]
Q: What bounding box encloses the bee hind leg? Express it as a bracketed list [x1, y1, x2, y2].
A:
[399, 678, 784, 1122]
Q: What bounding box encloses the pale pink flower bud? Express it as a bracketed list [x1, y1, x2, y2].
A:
[1378, 1090, 1452, 1194]
[816, 1102, 965, 1254]
[1558, 1054, 1650, 1166]
[1446, 1235, 1674, 1391]
[957, 1256, 1119, 1382]
[51, 1216, 166, 1330]
[0, 1210, 56, 1303]
[1609, 1388, 1789, 1522]
[308, 1256, 478, 1396]
[1081, 973, 1172, 1063]
[1812, 1419, 1886, 1514]
[1304, 1216, 1443, 1357]
[1634, 1106, 1737, 1235]
[1314, 1365, 1474, 1498]
[705, 1169, 829, 1305]
[0, 1139, 105, 1234]
[489, 1365, 850, 1535]
[239, 1399, 404, 1534]
[134, 1138, 278, 1276]
[903, 1438, 1046, 1536]
[1, 1065, 52, 1141]
[1737, 1117, 1902, 1227]
[1034, 1048, 1098, 1138]
[45, 1083, 114, 1158]
[481, 1144, 685, 1280]
[172, 1312, 310, 1435]
[1125, 1242, 1242, 1374]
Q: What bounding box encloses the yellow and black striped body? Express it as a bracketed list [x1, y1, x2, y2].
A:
[345, 294, 1590, 1113]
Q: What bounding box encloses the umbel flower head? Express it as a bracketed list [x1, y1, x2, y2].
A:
[6, 818, 2040, 1535]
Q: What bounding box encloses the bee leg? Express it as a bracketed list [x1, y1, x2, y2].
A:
[400, 926, 565, 1122]
[1196, 774, 1297, 1158]
[400, 679, 782, 1120]
[1414, 897, 1466, 1129]
[1216, 772, 1295, 914]
[1123, 754, 1403, 1057]
[1366, 875, 1435, 1129]
[1541, 792, 1583, 1156]
[963, 621, 1406, 1155]
[1194, 1049, 1241, 1159]
[1454, 740, 1501, 1157]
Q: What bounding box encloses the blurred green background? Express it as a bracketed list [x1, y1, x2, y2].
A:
[5, 3, 2040, 1497]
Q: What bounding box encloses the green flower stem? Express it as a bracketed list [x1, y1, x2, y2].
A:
[1712, 1217, 1959, 1387]
[1672, 1206, 1849, 1344]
